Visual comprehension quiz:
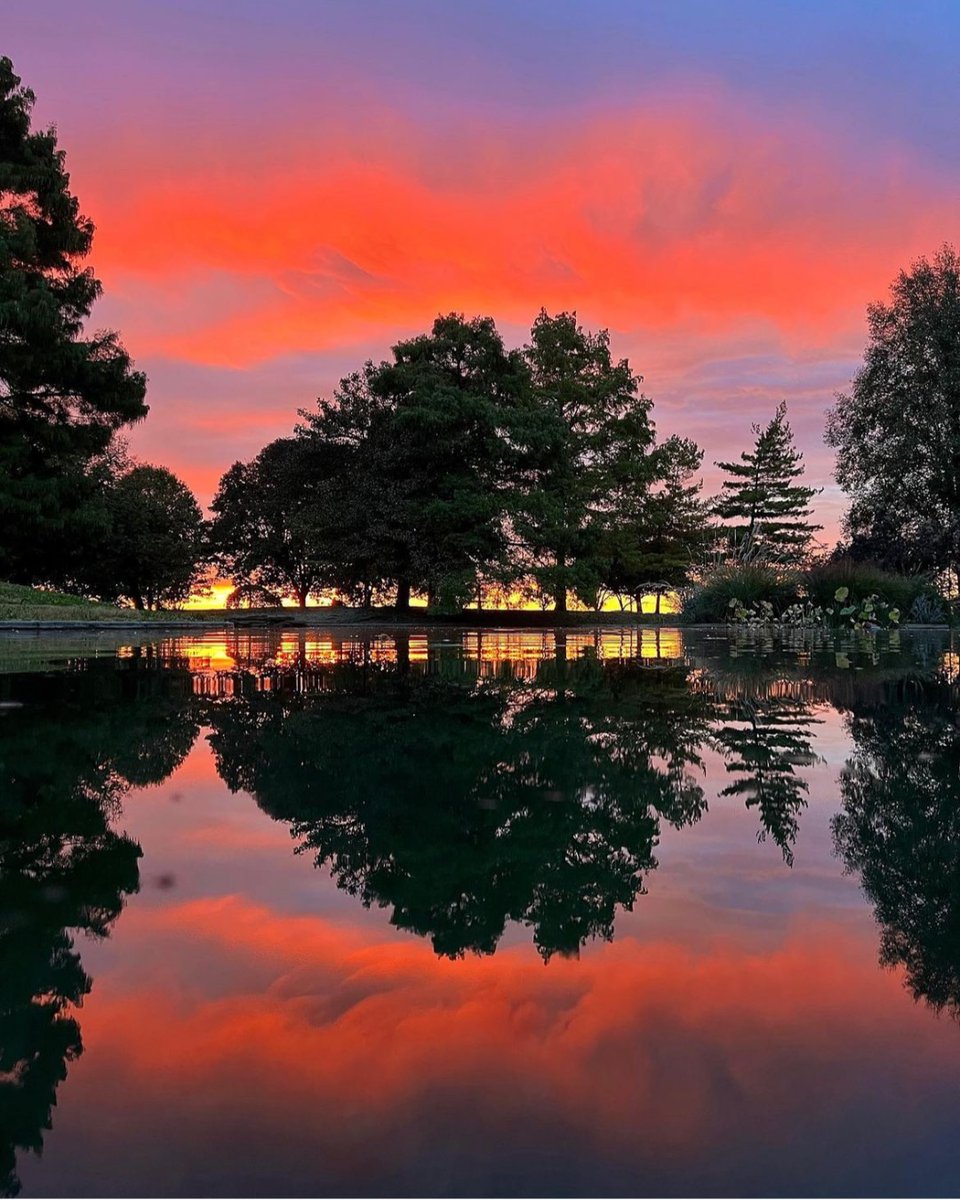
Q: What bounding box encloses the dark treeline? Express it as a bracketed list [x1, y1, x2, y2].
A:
[208, 311, 709, 611]
[0, 54, 825, 612]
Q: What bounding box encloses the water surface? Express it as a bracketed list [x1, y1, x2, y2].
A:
[2, 626, 960, 1197]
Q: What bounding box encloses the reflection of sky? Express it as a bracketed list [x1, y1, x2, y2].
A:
[7, 2, 960, 541]
[18, 688, 960, 1196]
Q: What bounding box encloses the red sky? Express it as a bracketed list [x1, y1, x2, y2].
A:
[7, 2, 960, 543]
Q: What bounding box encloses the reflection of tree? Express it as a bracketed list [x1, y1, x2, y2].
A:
[833, 679, 960, 1014]
[0, 661, 197, 1196]
[209, 655, 714, 959]
[713, 695, 821, 865]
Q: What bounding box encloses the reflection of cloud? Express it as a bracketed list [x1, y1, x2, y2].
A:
[48, 894, 959, 1195]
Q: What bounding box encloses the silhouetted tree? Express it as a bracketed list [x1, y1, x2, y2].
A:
[513, 311, 659, 611]
[833, 677, 960, 1013]
[0, 57, 147, 587]
[86, 465, 205, 609]
[714, 402, 821, 563]
[300, 314, 529, 609]
[597, 434, 708, 607]
[827, 245, 960, 588]
[209, 437, 337, 607]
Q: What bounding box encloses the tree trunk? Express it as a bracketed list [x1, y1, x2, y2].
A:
[554, 549, 568, 612]
[395, 578, 411, 611]
[296, 587, 308, 608]
[133, 594, 145, 611]
[655, 591, 662, 617]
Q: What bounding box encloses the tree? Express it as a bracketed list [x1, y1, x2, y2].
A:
[0, 656, 198, 1195]
[209, 437, 339, 608]
[300, 314, 529, 609]
[514, 310, 658, 611]
[826, 245, 960, 587]
[0, 57, 147, 585]
[833, 676, 960, 1014]
[597, 435, 707, 609]
[89, 465, 204, 610]
[714, 402, 821, 563]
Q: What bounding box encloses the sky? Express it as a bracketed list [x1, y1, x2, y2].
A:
[6, 0, 960, 542]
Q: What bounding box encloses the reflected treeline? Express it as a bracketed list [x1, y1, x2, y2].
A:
[208, 648, 714, 959]
[0, 656, 198, 1197]
[832, 671, 960, 1015]
[3, 625, 960, 1193]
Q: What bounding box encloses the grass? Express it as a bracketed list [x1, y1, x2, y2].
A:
[680, 564, 802, 624]
[0, 582, 202, 622]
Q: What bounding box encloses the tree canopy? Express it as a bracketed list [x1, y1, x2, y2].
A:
[85, 465, 205, 610]
[827, 245, 960, 584]
[0, 56, 147, 586]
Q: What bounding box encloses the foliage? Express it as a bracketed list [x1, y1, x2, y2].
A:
[681, 563, 801, 623]
[0, 57, 147, 587]
[833, 677, 960, 1014]
[298, 314, 529, 608]
[84, 465, 205, 610]
[908, 592, 947, 625]
[727, 592, 902, 632]
[713, 402, 821, 564]
[826, 245, 960, 585]
[512, 310, 661, 611]
[805, 558, 935, 614]
[208, 437, 339, 607]
[597, 434, 709, 603]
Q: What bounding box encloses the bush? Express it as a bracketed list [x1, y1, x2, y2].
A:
[804, 560, 935, 613]
[681, 564, 801, 623]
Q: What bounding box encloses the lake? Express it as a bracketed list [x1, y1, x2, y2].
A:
[2, 625, 960, 1198]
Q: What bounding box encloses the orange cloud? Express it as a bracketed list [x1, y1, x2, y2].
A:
[75, 895, 952, 1155]
[80, 101, 957, 368]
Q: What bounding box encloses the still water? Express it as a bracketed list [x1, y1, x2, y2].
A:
[2, 625, 960, 1197]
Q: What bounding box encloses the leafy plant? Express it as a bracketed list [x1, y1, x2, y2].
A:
[681, 563, 801, 623]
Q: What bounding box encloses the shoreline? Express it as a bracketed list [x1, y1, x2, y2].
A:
[0, 612, 951, 635]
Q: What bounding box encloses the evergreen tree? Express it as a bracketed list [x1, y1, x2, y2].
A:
[514, 310, 658, 611]
[300, 314, 528, 609]
[713, 402, 820, 563]
[0, 57, 147, 584]
[826, 245, 960, 587]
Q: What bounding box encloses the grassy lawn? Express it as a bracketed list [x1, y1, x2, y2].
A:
[0, 582, 200, 622]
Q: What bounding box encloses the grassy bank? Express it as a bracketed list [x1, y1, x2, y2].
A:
[0, 582, 211, 624]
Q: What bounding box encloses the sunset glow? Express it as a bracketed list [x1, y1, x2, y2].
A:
[8, 2, 960, 545]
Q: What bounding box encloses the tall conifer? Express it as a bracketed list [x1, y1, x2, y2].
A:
[0, 56, 147, 583]
[713, 403, 820, 563]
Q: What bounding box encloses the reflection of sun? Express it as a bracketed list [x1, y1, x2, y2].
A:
[182, 577, 680, 614]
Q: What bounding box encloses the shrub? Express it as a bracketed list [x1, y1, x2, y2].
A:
[908, 592, 947, 624]
[681, 564, 801, 623]
[804, 559, 935, 613]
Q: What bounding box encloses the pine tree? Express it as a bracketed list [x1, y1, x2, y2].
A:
[713, 402, 821, 563]
[0, 56, 147, 584]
